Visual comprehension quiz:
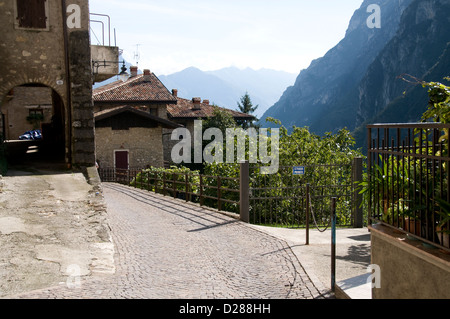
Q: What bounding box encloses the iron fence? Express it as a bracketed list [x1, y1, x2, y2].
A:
[367, 123, 450, 251]
[98, 167, 240, 214]
[98, 167, 141, 184]
[98, 158, 364, 229]
[249, 162, 362, 228]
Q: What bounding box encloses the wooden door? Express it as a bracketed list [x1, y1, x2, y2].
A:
[115, 150, 129, 170]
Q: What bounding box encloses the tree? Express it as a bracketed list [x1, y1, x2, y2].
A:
[399, 74, 450, 123]
[401, 75, 450, 145]
[203, 105, 238, 133]
[421, 77, 450, 124]
[204, 117, 363, 225]
[237, 92, 259, 129]
[178, 106, 238, 173]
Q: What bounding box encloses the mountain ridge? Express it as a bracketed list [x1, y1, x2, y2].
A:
[157, 66, 297, 118]
[260, 0, 415, 133]
[261, 0, 450, 151]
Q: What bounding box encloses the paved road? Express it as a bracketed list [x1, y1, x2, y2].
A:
[9, 183, 326, 299]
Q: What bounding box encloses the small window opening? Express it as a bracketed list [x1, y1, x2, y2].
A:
[16, 0, 48, 29]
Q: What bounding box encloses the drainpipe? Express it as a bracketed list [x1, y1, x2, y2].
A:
[61, 0, 72, 167]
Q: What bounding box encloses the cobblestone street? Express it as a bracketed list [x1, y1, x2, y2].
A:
[7, 182, 324, 299]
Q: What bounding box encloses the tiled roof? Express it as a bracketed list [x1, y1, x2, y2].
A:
[94, 105, 181, 129]
[93, 73, 177, 103]
[167, 97, 256, 120]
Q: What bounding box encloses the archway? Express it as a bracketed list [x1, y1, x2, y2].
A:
[0, 83, 67, 167]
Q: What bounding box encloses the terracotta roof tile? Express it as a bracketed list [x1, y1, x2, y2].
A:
[93, 72, 255, 122]
[93, 73, 177, 103]
[167, 97, 255, 120]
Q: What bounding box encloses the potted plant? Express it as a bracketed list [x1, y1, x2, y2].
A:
[26, 113, 44, 130]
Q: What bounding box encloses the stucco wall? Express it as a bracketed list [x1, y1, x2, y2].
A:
[91, 45, 120, 83]
[370, 224, 450, 299]
[95, 126, 164, 169]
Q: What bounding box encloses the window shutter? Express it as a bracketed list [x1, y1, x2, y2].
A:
[17, 0, 47, 29]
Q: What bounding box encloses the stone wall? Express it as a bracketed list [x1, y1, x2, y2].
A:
[0, 0, 95, 167]
[95, 126, 164, 169]
[0, 0, 67, 100]
[2, 87, 53, 140]
[69, 29, 95, 166]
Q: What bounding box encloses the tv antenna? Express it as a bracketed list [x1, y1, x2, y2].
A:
[133, 44, 141, 67]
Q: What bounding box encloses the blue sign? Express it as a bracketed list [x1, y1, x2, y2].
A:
[293, 166, 305, 175]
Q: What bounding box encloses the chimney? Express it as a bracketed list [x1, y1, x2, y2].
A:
[143, 69, 151, 82]
[130, 66, 138, 77]
[172, 89, 178, 97]
[202, 99, 209, 105]
[192, 97, 201, 110]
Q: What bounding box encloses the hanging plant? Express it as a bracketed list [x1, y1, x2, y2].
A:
[26, 113, 44, 129]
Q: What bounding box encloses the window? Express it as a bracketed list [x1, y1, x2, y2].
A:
[29, 108, 44, 117]
[16, 0, 48, 30]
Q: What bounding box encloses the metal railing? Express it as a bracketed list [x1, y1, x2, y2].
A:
[98, 167, 141, 184]
[89, 13, 114, 47]
[367, 123, 450, 251]
[98, 158, 364, 230]
[98, 167, 240, 215]
[248, 161, 363, 229]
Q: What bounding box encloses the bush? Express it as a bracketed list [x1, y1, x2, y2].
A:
[204, 121, 364, 226]
[131, 166, 200, 198]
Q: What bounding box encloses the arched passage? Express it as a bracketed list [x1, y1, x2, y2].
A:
[0, 83, 67, 166]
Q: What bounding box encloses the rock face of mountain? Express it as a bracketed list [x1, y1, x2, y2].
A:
[261, 0, 450, 148]
[158, 67, 296, 118]
[352, 0, 450, 146]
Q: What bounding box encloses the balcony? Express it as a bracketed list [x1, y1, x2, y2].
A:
[91, 45, 120, 83]
[89, 13, 120, 84]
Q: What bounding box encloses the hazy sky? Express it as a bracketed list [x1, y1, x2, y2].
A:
[89, 0, 364, 75]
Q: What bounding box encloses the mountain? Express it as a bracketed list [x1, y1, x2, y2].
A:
[157, 67, 241, 110]
[206, 67, 298, 117]
[260, 0, 450, 149]
[352, 0, 450, 147]
[157, 67, 296, 118]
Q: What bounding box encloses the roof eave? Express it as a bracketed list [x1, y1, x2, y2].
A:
[93, 99, 177, 105]
[95, 106, 182, 129]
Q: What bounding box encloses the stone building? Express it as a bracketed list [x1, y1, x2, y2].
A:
[164, 93, 255, 163]
[94, 106, 180, 169]
[93, 67, 255, 168]
[167, 92, 255, 129]
[93, 67, 177, 117]
[0, 0, 115, 167]
[93, 67, 181, 169]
